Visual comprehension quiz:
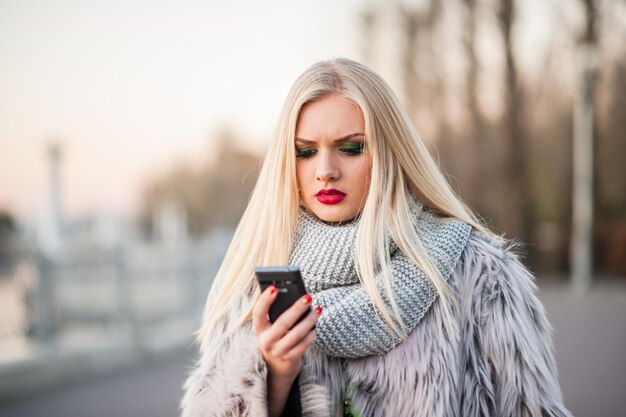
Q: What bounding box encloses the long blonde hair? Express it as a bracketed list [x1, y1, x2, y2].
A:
[197, 58, 490, 353]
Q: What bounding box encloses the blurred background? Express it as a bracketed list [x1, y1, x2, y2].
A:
[0, 0, 625, 416]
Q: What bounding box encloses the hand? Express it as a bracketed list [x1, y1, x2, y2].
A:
[253, 285, 322, 381]
[253, 286, 321, 417]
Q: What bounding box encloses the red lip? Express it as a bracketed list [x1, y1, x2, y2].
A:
[315, 189, 346, 205]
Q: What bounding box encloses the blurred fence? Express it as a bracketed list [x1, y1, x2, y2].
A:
[0, 270, 32, 343]
[0, 228, 231, 398]
[30, 239, 218, 348]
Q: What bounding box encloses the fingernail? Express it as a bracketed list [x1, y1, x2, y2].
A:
[269, 286, 276, 295]
[303, 294, 312, 304]
[315, 305, 323, 314]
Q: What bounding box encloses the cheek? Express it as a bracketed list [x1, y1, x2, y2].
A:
[348, 160, 371, 203]
[358, 160, 372, 190]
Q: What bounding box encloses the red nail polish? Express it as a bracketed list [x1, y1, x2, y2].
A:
[269, 286, 276, 295]
[303, 294, 312, 304]
[315, 305, 323, 314]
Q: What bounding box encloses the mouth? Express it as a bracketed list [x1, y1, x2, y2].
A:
[315, 189, 346, 205]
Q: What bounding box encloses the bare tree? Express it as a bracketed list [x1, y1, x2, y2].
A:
[398, 1, 447, 142]
[461, 0, 487, 209]
[571, 0, 599, 291]
[496, 0, 531, 241]
[139, 130, 261, 238]
[399, 5, 422, 124]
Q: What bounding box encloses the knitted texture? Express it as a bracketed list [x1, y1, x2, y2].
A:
[289, 204, 472, 358]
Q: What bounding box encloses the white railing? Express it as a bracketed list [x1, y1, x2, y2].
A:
[0, 229, 231, 363]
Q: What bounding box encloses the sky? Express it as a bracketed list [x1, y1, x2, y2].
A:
[0, 0, 605, 224]
[0, 0, 363, 221]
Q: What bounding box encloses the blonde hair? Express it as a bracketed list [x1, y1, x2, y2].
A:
[197, 58, 490, 353]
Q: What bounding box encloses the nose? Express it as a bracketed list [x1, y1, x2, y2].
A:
[315, 151, 340, 183]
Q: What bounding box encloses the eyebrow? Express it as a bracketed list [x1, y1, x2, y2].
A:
[294, 132, 365, 144]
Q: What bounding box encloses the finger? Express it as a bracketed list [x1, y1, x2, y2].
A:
[271, 293, 314, 338]
[272, 306, 322, 357]
[252, 285, 277, 335]
[274, 294, 313, 334]
[261, 294, 315, 348]
[283, 329, 317, 361]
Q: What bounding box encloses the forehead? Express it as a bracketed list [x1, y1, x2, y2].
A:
[295, 95, 365, 139]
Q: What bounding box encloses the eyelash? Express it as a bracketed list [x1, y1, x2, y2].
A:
[296, 147, 316, 158]
[295, 143, 365, 159]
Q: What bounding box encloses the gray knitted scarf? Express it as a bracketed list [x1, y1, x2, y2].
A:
[289, 203, 472, 358]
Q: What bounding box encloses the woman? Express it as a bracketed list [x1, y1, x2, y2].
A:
[181, 58, 571, 417]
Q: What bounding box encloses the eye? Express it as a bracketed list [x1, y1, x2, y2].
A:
[338, 142, 365, 156]
[296, 146, 317, 158]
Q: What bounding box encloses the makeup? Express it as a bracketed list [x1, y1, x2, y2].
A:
[295, 95, 371, 222]
[338, 142, 365, 155]
[316, 189, 346, 204]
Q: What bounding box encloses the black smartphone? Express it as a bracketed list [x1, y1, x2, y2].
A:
[254, 266, 310, 325]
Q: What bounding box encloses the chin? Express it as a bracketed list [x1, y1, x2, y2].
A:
[312, 206, 356, 224]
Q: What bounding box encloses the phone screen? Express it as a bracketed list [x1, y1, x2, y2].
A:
[255, 266, 310, 324]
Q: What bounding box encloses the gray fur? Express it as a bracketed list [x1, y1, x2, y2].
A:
[181, 230, 572, 417]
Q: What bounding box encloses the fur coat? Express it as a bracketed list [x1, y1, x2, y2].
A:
[180, 230, 572, 417]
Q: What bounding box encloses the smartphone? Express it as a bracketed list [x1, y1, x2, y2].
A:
[255, 266, 310, 325]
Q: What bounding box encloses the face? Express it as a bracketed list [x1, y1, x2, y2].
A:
[295, 94, 372, 223]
